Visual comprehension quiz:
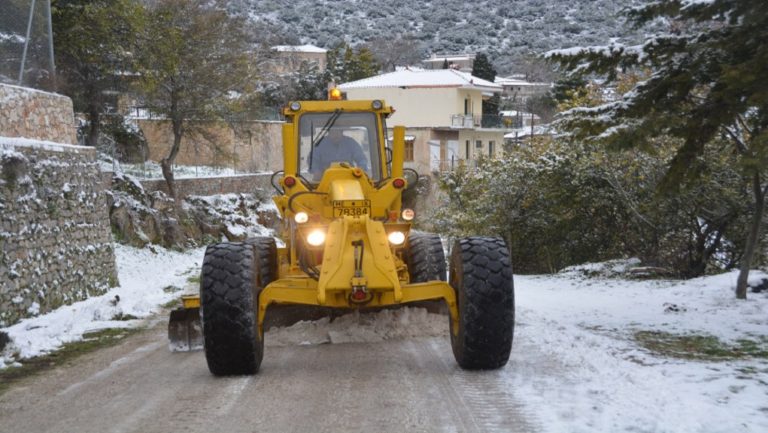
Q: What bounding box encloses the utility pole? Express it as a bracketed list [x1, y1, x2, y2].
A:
[17, 0, 56, 90]
[44, 0, 56, 90]
[18, 0, 37, 85]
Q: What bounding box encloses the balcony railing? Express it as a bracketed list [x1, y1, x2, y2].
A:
[450, 114, 474, 128]
[450, 114, 509, 129]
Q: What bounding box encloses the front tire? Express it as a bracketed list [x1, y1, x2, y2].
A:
[449, 237, 515, 370]
[200, 238, 275, 375]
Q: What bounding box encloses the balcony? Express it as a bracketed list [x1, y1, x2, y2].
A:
[450, 114, 474, 128]
[450, 114, 508, 129]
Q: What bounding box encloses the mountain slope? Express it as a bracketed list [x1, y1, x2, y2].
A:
[233, 0, 650, 74]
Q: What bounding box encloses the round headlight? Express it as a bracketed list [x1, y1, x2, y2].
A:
[294, 212, 309, 224]
[289, 101, 301, 111]
[401, 208, 415, 221]
[372, 100, 383, 110]
[307, 230, 326, 246]
[388, 231, 406, 245]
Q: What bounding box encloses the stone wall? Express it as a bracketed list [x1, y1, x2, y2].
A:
[0, 84, 77, 145]
[140, 173, 274, 199]
[139, 119, 283, 173]
[0, 84, 117, 328]
[0, 141, 117, 327]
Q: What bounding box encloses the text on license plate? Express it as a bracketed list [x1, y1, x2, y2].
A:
[333, 200, 370, 217]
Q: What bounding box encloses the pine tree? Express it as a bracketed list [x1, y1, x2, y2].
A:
[471, 52, 496, 81]
[472, 53, 499, 118]
[546, 0, 768, 298]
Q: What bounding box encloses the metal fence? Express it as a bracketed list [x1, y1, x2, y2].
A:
[0, 0, 56, 91]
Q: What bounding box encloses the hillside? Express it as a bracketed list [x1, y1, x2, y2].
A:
[232, 0, 650, 74]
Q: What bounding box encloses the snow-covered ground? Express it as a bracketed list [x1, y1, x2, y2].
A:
[1, 247, 766, 432]
[510, 264, 768, 433]
[0, 244, 204, 367]
[101, 159, 270, 179]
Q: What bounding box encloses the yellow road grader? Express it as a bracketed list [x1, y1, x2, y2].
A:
[169, 94, 515, 375]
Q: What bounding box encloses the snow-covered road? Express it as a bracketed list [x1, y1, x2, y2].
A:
[1, 245, 767, 432]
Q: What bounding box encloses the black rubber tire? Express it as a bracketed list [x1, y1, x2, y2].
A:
[200, 238, 276, 375]
[449, 237, 515, 370]
[245, 236, 277, 286]
[405, 231, 446, 282]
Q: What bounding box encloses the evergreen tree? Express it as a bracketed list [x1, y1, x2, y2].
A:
[52, 0, 145, 147]
[472, 53, 499, 118]
[471, 52, 496, 81]
[442, 58, 449, 69]
[325, 43, 379, 85]
[546, 0, 768, 298]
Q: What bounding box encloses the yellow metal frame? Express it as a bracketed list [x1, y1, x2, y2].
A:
[183, 99, 460, 339]
[258, 277, 458, 336]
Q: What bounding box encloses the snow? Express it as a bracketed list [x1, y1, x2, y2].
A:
[1, 136, 87, 151]
[267, 307, 446, 346]
[338, 68, 501, 92]
[268, 265, 768, 432]
[102, 158, 271, 179]
[510, 268, 768, 433]
[0, 244, 204, 365]
[271, 44, 327, 53]
[2, 245, 766, 431]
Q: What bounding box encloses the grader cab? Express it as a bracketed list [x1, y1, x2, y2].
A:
[169, 96, 515, 375]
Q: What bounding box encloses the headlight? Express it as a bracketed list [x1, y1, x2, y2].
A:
[289, 101, 301, 111]
[401, 208, 415, 221]
[387, 231, 406, 245]
[307, 230, 326, 246]
[294, 212, 308, 224]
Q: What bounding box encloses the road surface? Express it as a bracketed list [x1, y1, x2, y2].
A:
[0, 319, 540, 433]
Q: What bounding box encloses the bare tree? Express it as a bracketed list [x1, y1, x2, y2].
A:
[364, 34, 424, 72]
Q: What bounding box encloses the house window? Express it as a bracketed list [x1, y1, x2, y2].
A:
[489, 140, 495, 157]
[475, 140, 482, 149]
[404, 138, 415, 162]
[465, 140, 470, 159]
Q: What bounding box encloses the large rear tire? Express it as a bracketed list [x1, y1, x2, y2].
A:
[200, 238, 276, 375]
[449, 237, 515, 370]
[406, 231, 446, 282]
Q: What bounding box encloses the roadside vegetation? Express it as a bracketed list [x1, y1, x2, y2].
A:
[634, 331, 768, 361]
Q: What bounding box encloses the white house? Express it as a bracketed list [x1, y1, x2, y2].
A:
[268, 44, 328, 74]
[339, 68, 506, 172]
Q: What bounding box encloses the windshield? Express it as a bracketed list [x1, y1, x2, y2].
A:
[298, 112, 381, 182]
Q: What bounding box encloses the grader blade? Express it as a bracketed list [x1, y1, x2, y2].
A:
[168, 296, 203, 352]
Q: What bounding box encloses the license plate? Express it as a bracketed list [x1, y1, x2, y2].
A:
[333, 200, 370, 217]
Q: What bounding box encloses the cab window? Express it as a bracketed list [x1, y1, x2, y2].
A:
[298, 112, 381, 182]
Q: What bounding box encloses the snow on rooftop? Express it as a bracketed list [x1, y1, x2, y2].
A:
[339, 68, 501, 92]
[495, 76, 551, 86]
[424, 53, 476, 62]
[272, 44, 327, 53]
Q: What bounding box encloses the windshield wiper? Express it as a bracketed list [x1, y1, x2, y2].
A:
[310, 109, 342, 148]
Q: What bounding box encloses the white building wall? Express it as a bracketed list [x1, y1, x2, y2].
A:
[342, 87, 486, 128]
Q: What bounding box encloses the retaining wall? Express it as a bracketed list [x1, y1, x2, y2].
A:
[0, 84, 116, 327]
[0, 84, 77, 145]
[139, 173, 275, 198]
